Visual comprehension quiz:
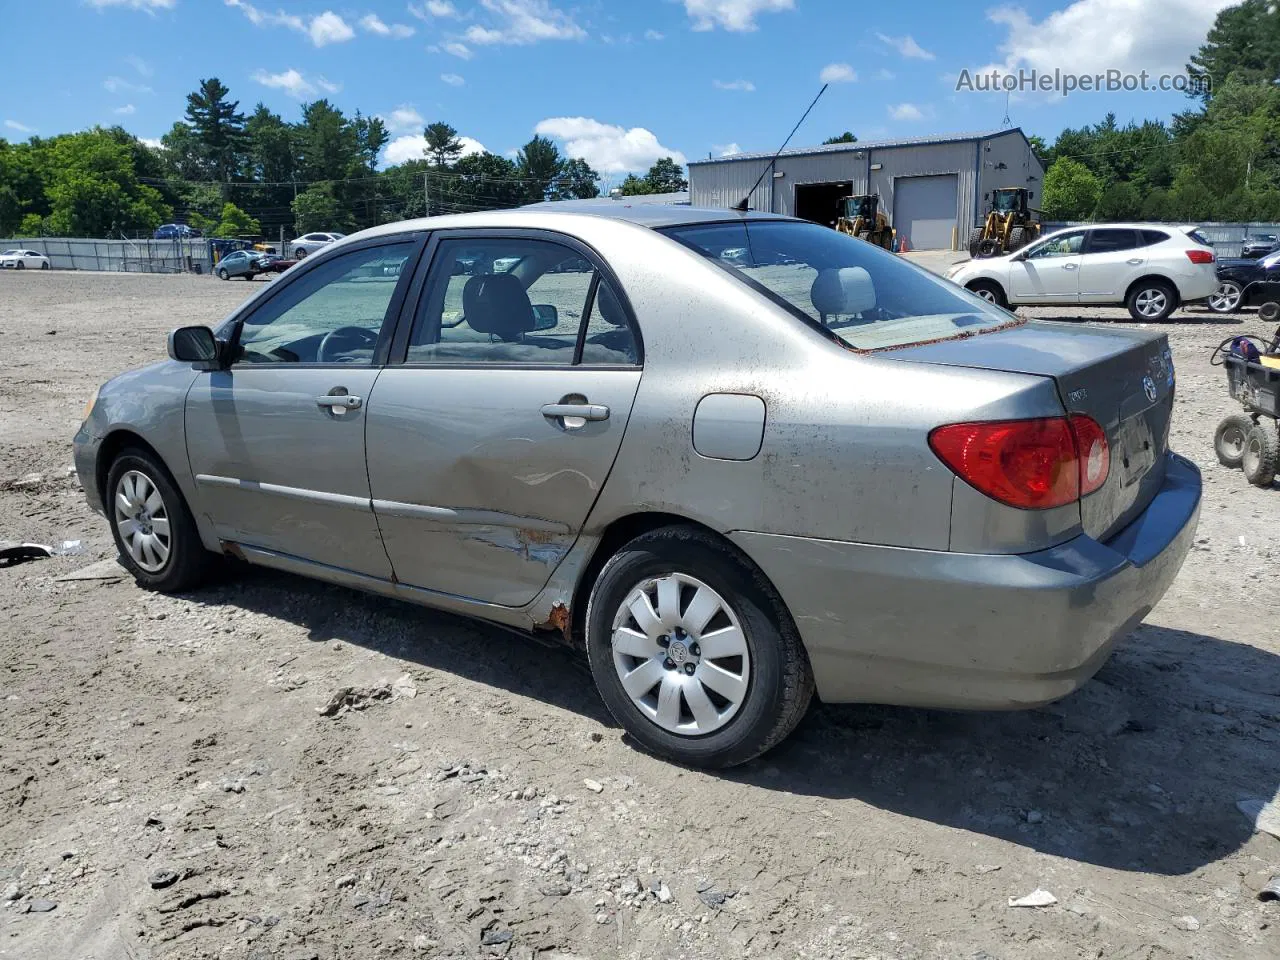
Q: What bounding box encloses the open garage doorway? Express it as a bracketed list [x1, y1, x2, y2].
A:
[794, 181, 852, 228]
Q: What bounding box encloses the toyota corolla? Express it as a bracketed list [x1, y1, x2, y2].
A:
[74, 205, 1201, 768]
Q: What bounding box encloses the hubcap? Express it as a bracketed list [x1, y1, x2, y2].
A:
[610, 573, 750, 737]
[1209, 282, 1242, 312]
[1222, 425, 1247, 459]
[113, 470, 171, 573]
[1244, 437, 1262, 475]
[974, 287, 997, 303]
[1136, 288, 1168, 318]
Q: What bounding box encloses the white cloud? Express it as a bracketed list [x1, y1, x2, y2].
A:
[983, 0, 1234, 79]
[384, 132, 486, 165]
[87, 0, 174, 10]
[889, 102, 924, 121]
[819, 63, 856, 84]
[644, 28, 664, 40]
[442, 41, 473, 58]
[409, 0, 460, 17]
[464, 0, 586, 45]
[534, 116, 686, 175]
[309, 11, 355, 45]
[113, 104, 137, 115]
[713, 79, 755, 91]
[383, 105, 425, 132]
[316, 76, 342, 93]
[714, 142, 742, 156]
[126, 54, 153, 77]
[252, 68, 317, 99]
[104, 75, 153, 95]
[4, 120, 35, 134]
[360, 13, 415, 37]
[876, 33, 935, 60]
[878, 68, 896, 80]
[441, 72, 465, 86]
[684, 0, 793, 32]
[141, 137, 163, 149]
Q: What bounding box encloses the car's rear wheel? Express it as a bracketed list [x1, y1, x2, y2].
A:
[1208, 280, 1243, 313]
[1242, 423, 1279, 487]
[1127, 280, 1177, 322]
[39, 261, 49, 270]
[1214, 414, 1253, 468]
[107, 449, 216, 592]
[585, 526, 813, 769]
[967, 280, 1007, 308]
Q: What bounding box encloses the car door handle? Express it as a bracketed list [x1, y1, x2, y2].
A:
[316, 394, 362, 411]
[1062, 263, 1078, 270]
[541, 403, 609, 421]
[1127, 258, 1144, 265]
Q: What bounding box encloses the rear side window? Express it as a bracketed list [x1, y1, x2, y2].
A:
[1088, 229, 1139, 253]
[1184, 229, 1212, 248]
[1140, 229, 1170, 246]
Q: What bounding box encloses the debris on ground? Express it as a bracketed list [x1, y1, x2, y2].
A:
[1008, 889, 1058, 908]
[25, 899, 57, 913]
[0, 542, 53, 567]
[391, 673, 418, 699]
[1259, 876, 1280, 902]
[316, 685, 393, 717]
[149, 870, 179, 890]
[1236, 797, 1280, 840]
[1174, 915, 1201, 931]
[583, 778, 604, 793]
[55, 558, 125, 582]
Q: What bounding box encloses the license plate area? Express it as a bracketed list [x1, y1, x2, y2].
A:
[1116, 414, 1155, 487]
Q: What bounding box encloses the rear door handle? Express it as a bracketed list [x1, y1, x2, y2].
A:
[541, 403, 609, 421]
[316, 394, 362, 411]
[1127, 258, 1144, 265]
[1062, 263, 1078, 271]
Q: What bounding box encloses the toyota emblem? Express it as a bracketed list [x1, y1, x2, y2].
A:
[1142, 376, 1158, 403]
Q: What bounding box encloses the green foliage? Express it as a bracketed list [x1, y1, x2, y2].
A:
[517, 135, 564, 201]
[212, 202, 260, 238]
[550, 158, 600, 200]
[1188, 0, 1280, 103]
[621, 157, 689, 196]
[618, 174, 652, 196]
[291, 184, 353, 233]
[1041, 157, 1101, 220]
[184, 77, 247, 181]
[424, 122, 463, 168]
[822, 132, 858, 144]
[18, 212, 44, 235]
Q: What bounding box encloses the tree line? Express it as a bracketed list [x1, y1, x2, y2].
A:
[1038, 0, 1280, 222]
[0, 76, 689, 239]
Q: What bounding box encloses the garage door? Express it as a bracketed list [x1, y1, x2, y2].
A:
[892, 174, 958, 250]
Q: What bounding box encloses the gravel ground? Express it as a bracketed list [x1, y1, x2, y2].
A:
[1, 269, 1279, 960]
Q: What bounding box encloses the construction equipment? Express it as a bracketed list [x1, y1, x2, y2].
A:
[836, 194, 896, 251]
[969, 187, 1042, 258]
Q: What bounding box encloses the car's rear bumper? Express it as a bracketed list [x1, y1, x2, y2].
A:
[731, 452, 1201, 710]
[1178, 270, 1220, 303]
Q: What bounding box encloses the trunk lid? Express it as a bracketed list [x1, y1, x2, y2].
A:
[887, 321, 1174, 541]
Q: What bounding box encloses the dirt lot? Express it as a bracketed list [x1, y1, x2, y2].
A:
[1, 269, 1278, 960]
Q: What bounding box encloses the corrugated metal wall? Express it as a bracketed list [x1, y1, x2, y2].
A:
[869, 141, 978, 250]
[689, 158, 776, 212]
[977, 132, 1044, 230]
[770, 154, 868, 216]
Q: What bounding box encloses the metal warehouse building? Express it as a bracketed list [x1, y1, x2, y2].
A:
[688, 128, 1043, 250]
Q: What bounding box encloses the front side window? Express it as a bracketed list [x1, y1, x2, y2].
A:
[234, 241, 415, 365]
[1088, 229, 1138, 254]
[1025, 231, 1085, 259]
[406, 237, 638, 365]
[664, 220, 1015, 351]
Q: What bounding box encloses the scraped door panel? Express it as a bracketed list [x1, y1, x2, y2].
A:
[365, 368, 640, 605]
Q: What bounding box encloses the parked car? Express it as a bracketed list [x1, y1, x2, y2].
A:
[1240, 234, 1280, 259]
[0, 249, 49, 270]
[256, 255, 298, 275]
[290, 232, 346, 257]
[214, 250, 271, 280]
[1207, 249, 1280, 313]
[154, 223, 202, 240]
[946, 223, 1219, 321]
[74, 206, 1201, 769]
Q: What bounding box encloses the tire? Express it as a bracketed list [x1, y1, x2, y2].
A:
[106, 448, 216, 592]
[217, 268, 229, 280]
[968, 227, 984, 258]
[295, 247, 308, 258]
[1242, 423, 1279, 487]
[1127, 279, 1177, 322]
[14, 261, 23, 270]
[1214, 414, 1253, 468]
[1260, 301, 1280, 323]
[1008, 226, 1027, 252]
[967, 280, 1007, 308]
[1208, 280, 1244, 313]
[584, 526, 814, 769]
[40, 261, 49, 270]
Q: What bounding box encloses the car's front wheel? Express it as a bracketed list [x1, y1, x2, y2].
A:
[1208, 280, 1243, 313]
[14, 261, 23, 270]
[217, 268, 229, 280]
[1127, 280, 1178, 321]
[107, 449, 216, 592]
[967, 279, 1007, 308]
[585, 526, 813, 769]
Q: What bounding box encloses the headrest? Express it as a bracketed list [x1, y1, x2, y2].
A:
[462, 273, 534, 341]
[810, 267, 876, 317]
[595, 282, 626, 327]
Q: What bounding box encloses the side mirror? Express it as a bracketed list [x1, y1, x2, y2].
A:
[168, 326, 221, 367]
[531, 303, 559, 331]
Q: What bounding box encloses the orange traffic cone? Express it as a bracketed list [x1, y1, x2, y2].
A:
[897, 234, 910, 254]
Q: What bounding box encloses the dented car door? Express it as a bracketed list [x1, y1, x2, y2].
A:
[364, 230, 642, 606]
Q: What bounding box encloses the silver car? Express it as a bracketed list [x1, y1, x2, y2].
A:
[74, 206, 1201, 768]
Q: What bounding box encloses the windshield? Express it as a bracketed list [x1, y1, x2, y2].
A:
[993, 191, 1019, 212]
[663, 220, 1016, 351]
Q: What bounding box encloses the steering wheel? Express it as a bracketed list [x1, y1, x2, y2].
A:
[317, 325, 379, 363]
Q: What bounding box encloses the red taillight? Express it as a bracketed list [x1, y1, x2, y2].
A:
[929, 415, 1109, 510]
[1186, 249, 1215, 264]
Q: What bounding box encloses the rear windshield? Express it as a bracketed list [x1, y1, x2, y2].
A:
[662, 220, 1017, 351]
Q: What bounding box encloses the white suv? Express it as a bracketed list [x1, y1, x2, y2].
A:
[290, 232, 346, 257]
[946, 224, 1219, 321]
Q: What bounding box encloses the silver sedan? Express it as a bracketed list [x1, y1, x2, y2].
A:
[74, 206, 1201, 768]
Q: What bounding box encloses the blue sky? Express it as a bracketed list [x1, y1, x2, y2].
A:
[1, 0, 1234, 187]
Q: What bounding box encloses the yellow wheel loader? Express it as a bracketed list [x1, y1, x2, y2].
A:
[968, 187, 1042, 258]
[836, 194, 896, 251]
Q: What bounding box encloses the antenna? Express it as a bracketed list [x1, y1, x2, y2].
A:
[733, 83, 829, 212]
[1001, 90, 1012, 128]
